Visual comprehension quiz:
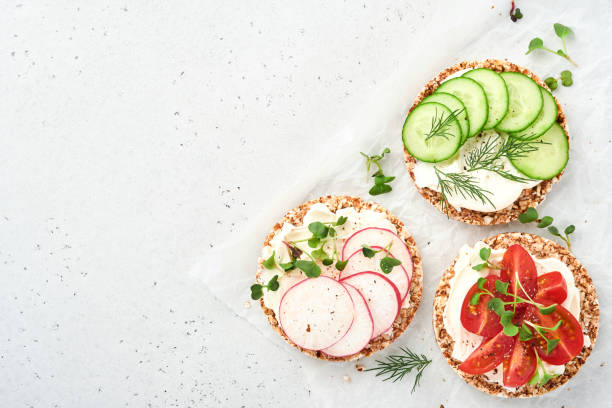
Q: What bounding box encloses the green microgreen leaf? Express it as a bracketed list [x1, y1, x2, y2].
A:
[519, 323, 533, 341]
[557, 49, 568, 58]
[528, 369, 541, 386]
[476, 277, 487, 290]
[470, 292, 483, 306]
[487, 298, 505, 316]
[548, 226, 561, 237]
[503, 323, 519, 337]
[335, 216, 348, 226]
[311, 247, 328, 260]
[560, 70, 573, 86]
[369, 183, 393, 196]
[519, 207, 539, 223]
[547, 338, 560, 355]
[374, 174, 396, 185]
[380, 256, 401, 274]
[495, 279, 509, 294]
[328, 227, 336, 238]
[513, 8, 523, 19]
[250, 284, 263, 300]
[362, 245, 377, 258]
[263, 251, 276, 269]
[539, 304, 557, 315]
[479, 247, 491, 261]
[554, 23, 573, 39]
[322, 258, 333, 266]
[308, 222, 329, 238]
[472, 263, 486, 272]
[545, 77, 559, 91]
[267, 275, 279, 291]
[564, 224, 575, 235]
[537, 216, 554, 228]
[307, 237, 320, 248]
[295, 260, 321, 278]
[280, 261, 296, 271]
[335, 260, 348, 271]
[500, 310, 514, 327]
[526, 38, 544, 54]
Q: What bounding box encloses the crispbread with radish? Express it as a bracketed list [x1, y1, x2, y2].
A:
[321, 283, 374, 358]
[255, 195, 423, 361]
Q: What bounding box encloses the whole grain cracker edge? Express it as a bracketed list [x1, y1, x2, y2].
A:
[404, 59, 570, 225]
[255, 195, 423, 361]
[432, 232, 599, 397]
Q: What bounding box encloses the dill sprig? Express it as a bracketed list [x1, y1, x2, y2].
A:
[464, 135, 546, 183]
[434, 166, 494, 215]
[424, 108, 463, 142]
[365, 347, 431, 393]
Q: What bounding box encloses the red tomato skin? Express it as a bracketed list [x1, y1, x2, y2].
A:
[503, 335, 537, 387]
[460, 275, 503, 338]
[500, 245, 538, 300]
[535, 271, 568, 304]
[524, 304, 584, 365]
[458, 331, 515, 375]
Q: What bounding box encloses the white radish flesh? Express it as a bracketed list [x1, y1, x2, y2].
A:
[279, 277, 354, 351]
[340, 272, 400, 339]
[321, 283, 374, 357]
[341, 246, 410, 302]
[342, 227, 413, 282]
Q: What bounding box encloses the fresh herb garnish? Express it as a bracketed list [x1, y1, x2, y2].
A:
[263, 251, 276, 269]
[250, 274, 280, 300]
[360, 148, 395, 196]
[365, 347, 431, 392]
[510, 1, 523, 22]
[518, 207, 575, 250]
[360, 242, 402, 274]
[544, 76, 559, 91]
[434, 166, 494, 216]
[529, 352, 560, 386]
[544, 70, 573, 91]
[424, 108, 464, 142]
[464, 135, 545, 183]
[526, 23, 578, 67]
[472, 246, 502, 271]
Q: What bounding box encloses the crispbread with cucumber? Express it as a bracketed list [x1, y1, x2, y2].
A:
[402, 59, 569, 225]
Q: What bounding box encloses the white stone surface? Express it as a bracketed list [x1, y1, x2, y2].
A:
[1, 1, 611, 407]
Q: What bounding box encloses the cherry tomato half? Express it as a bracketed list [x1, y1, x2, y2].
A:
[460, 275, 503, 338]
[503, 335, 537, 387]
[458, 331, 515, 375]
[535, 271, 568, 305]
[500, 244, 537, 300]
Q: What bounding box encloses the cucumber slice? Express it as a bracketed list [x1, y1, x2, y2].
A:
[421, 92, 469, 145]
[436, 77, 488, 138]
[510, 87, 558, 140]
[462, 68, 509, 130]
[402, 102, 462, 163]
[510, 122, 568, 180]
[496, 72, 543, 133]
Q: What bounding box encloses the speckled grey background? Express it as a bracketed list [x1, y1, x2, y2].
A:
[2, 1, 611, 407]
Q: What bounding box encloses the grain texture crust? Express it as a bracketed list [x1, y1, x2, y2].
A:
[256, 195, 423, 361]
[404, 59, 569, 225]
[432, 232, 599, 397]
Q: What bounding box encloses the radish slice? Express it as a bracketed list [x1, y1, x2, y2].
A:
[340, 271, 400, 339]
[321, 283, 374, 357]
[341, 246, 410, 302]
[279, 277, 354, 351]
[342, 227, 413, 282]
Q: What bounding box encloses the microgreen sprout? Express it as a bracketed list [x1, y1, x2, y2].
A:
[360, 148, 395, 196]
[360, 242, 402, 274]
[250, 275, 279, 300]
[544, 70, 573, 92]
[472, 246, 502, 271]
[509, 1, 523, 22]
[518, 207, 575, 250]
[263, 251, 276, 269]
[526, 23, 578, 67]
[524, 320, 562, 355]
[529, 353, 560, 386]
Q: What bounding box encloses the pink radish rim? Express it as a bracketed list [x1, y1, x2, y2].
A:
[321, 282, 374, 358]
[341, 227, 414, 274]
[278, 276, 355, 351]
[340, 245, 411, 303]
[340, 271, 401, 339]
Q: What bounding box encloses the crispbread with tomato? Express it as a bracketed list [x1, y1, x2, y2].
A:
[433, 232, 599, 397]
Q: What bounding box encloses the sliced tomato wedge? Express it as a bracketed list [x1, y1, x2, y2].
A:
[460, 275, 503, 337]
[535, 271, 568, 304]
[523, 304, 584, 365]
[458, 331, 515, 375]
[503, 335, 537, 387]
[500, 244, 537, 300]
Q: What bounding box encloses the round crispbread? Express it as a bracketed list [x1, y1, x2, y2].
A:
[433, 232, 599, 397]
[404, 59, 569, 225]
[255, 195, 423, 361]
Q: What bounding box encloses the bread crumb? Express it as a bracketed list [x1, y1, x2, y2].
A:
[343, 375, 351, 383]
[244, 301, 251, 309]
[355, 364, 364, 372]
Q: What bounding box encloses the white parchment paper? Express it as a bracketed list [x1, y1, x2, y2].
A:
[196, 2, 612, 406]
